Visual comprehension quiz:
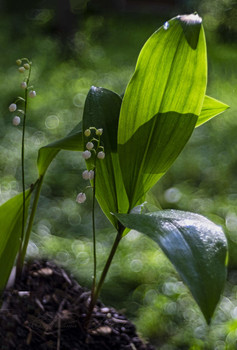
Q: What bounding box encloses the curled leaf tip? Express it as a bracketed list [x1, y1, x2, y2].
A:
[178, 13, 202, 25]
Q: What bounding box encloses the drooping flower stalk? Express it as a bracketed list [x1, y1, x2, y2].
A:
[9, 58, 36, 280]
[77, 127, 124, 328]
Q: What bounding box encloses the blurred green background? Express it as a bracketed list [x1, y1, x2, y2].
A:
[1, 0, 237, 348]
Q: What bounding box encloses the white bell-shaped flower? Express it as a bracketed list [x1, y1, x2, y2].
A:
[97, 151, 105, 159]
[76, 192, 86, 203]
[29, 90, 36, 98]
[82, 150, 91, 160]
[12, 116, 21, 126]
[9, 103, 17, 112]
[86, 142, 94, 150]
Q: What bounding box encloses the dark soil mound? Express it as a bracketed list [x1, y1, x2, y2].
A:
[0, 260, 156, 350]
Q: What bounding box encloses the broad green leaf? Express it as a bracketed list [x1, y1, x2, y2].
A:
[118, 14, 207, 210]
[83, 86, 129, 228]
[37, 121, 83, 176]
[0, 189, 32, 291]
[196, 95, 229, 128]
[115, 210, 227, 323]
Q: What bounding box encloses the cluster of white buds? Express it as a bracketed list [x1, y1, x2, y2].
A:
[83, 127, 105, 160]
[84, 127, 103, 138]
[8, 58, 36, 126]
[82, 170, 94, 180]
[76, 127, 105, 204]
[76, 168, 95, 204]
[16, 58, 36, 98]
[9, 102, 20, 126]
[16, 58, 31, 74]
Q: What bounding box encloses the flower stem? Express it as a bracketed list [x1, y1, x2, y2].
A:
[85, 222, 125, 327]
[15, 65, 32, 280]
[91, 167, 97, 301]
[21, 175, 44, 263]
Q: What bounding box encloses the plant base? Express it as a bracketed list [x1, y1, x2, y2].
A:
[0, 259, 155, 350]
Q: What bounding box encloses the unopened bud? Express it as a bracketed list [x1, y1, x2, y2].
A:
[16, 59, 22, 66]
[18, 67, 25, 73]
[12, 116, 21, 126]
[9, 103, 17, 112]
[23, 63, 30, 70]
[88, 170, 94, 180]
[86, 142, 94, 150]
[82, 170, 90, 180]
[96, 128, 103, 136]
[82, 150, 91, 160]
[76, 192, 86, 203]
[97, 151, 105, 159]
[84, 129, 91, 137]
[29, 90, 36, 98]
[21, 82, 27, 89]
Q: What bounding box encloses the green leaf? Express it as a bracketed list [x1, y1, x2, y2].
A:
[37, 121, 83, 176]
[196, 95, 229, 128]
[0, 189, 32, 291]
[118, 14, 207, 210]
[83, 86, 129, 228]
[115, 210, 227, 323]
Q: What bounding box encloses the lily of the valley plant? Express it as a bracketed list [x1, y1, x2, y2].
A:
[0, 13, 229, 325]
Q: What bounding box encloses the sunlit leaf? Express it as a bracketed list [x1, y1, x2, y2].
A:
[83, 86, 129, 228]
[115, 210, 227, 323]
[118, 14, 207, 210]
[0, 189, 32, 291]
[37, 122, 83, 176]
[196, 95, 229, 127]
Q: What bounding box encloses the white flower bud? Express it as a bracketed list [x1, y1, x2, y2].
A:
[82, 150, 91, 160]
[9, 103, 17, 112]
[12, 116, 21, 126]
[23, 63, 30, 70]
[96, 128, 103, 136]
[16, 59, 22, 66]
[97, 151, 105, 159]
[29, 90, 36, 98]
[76, 192, 86, 203]
[82, 170, 90, 180]
[88, 170, 94, 180]
[18, 67, 25, 73]
[84, 129, 91, 137]
[21, 82, 27, 89]
[86, 142, 94, 150]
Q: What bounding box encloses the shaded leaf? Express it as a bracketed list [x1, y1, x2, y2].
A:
[118, 14, 207, 210]
[82, 86, 129, 228]
[37, 122, 83, 176]
[0, 190, 32, 291]
[115, 210, 227, 323]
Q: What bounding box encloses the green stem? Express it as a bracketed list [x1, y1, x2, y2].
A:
[16, 65, 32, 280]
[21, 175, 44, 263]
[91, 167, 97, 301]
[86, 222, 125, 327]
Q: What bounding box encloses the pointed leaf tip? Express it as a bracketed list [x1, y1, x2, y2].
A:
[177, 13, 202, 49]
[178, 13, 202, 25]
[115, 210, 227, 323]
